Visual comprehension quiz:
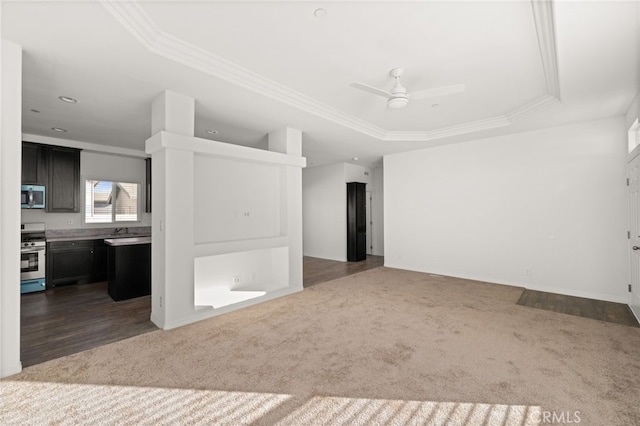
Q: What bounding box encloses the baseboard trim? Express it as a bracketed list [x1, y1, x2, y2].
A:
[630, 305, 640, 324]
[303, 253, 346, 262]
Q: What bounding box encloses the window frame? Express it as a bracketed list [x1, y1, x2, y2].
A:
[81, 176, 142, 226]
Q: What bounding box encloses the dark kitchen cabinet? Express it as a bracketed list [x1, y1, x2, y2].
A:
[107, 242, 151, 301]
[47, 239, 109, 287]
[145, 157, 151, 213]
[93, 240, 109, 282]
[347, 182, 367, 262]
[47, 146, 80, 213]
[22, 142, 81, 212]
[21, 142, 47, 185]
[47, 240, 95, 287]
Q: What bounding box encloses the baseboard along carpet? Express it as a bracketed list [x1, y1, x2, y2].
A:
[2, 267, 640, 425]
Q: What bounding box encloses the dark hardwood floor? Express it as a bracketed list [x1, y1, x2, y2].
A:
[21, 282, 156, 368]
[20, 256, 385, 367]
[303, 255, 385, 287]
[517, 289, 640, 327]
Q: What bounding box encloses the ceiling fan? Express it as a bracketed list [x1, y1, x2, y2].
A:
[351, 68, 465, 109]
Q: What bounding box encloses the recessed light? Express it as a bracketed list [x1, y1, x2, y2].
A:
[353, 157, 359, 161]
[51, 127, 67, 132]
[205, 129, 218, 135]
[314, 8, 327, 18]
[30, 109, 40, 113]
[58, 96, 78, 103]
[432, 104, 440, 108]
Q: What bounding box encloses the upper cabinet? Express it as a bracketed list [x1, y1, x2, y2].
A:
[21, 142, 47, 185]
[47, 146, 81, 213]
[22, 142, 81, 213]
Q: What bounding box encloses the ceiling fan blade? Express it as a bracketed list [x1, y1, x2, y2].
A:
[410, 84, 466, 100]
[350, 82, 391, 99]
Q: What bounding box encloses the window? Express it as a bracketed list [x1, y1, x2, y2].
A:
[84, 179, 139, 224]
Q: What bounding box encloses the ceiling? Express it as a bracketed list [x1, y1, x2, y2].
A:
[2, 1, 638, 167]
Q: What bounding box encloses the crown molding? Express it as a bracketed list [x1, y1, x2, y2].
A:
[531, 0, 561, 100]
[382, 116, 512, 142]
[507, 94, 561, 122]
[101, 0, 560, 143]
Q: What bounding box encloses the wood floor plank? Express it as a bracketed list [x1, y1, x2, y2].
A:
[20, 282, 157, 368]
[21, 255, 385, 367]
[303, 255, 384, 287]
[517, 289, 640, 327]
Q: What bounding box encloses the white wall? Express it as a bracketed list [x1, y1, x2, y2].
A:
[303, 162, 384, 261]
[302, 163, 346, 261]
[372, 166, 384, 256]
[385, 117, 628, 303]
[1, 41, 23, 377]
[21, 150, 151, 229]
[193, 156, 281, 243]
[345, 163, 372, 185]
[626, 93, 639, 131]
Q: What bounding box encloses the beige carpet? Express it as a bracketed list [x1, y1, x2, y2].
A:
[2, 267, 639, 425]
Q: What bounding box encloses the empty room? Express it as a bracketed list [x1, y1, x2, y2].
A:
[1, 1, 639, 425]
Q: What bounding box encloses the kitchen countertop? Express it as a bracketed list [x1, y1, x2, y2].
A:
[47, 233, 150, 242]
[46, 226, 151, 242]
[104, 236, 151, 246]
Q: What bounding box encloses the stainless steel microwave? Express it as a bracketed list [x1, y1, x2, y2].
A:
[21, 185, 45, 209]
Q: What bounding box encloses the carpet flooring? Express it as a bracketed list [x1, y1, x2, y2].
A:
[2, 267, 640, 425]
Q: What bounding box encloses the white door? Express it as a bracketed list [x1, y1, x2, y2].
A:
[628, 154, 640, 320]
[366, 191, 373, 255]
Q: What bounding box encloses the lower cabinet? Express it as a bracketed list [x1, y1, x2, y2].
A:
[93, 240, 108, 282]
[107, 243, 151, 301]
[47, 239, 108, 287]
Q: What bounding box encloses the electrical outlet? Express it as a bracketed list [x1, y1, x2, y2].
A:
[233, 276, 240, 285]
[159, 296, 163, 307]
[67, 219, 73, 225]
[525, 268, 532, 276]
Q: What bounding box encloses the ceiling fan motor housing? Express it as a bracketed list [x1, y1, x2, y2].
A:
[388, 68, 408, 108]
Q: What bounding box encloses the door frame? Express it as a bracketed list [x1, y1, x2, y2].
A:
[627, 143, 640, 322]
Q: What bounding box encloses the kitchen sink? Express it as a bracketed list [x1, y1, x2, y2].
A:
[105, 232, 149, 238]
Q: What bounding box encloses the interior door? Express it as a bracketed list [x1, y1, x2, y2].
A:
[366, 191, 372, 255]
[628, 154, 640, 320]
[347, 182, 367, 261]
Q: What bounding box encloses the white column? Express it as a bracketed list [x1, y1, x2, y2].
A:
[148, 91, 195, 329]
[0, 41, 23, 377]
[151, 91, 195, 137]
[268, 128, 304, 291]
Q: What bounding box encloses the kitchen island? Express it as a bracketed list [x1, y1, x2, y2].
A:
[104, 236, 151, 301]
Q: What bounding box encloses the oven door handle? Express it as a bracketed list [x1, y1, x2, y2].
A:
[21, 247, 45, 253]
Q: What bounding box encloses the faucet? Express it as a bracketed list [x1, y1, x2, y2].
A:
[114, 227, 129, 235]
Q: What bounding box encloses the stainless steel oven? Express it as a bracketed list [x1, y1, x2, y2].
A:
[21, 223, 46, 293]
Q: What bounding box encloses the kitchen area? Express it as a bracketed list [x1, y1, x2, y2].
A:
[20, 140, 156, 367]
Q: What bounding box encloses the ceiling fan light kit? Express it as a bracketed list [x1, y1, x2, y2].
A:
[387, 96, 408, 109]
[351, 67, 465, 110]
